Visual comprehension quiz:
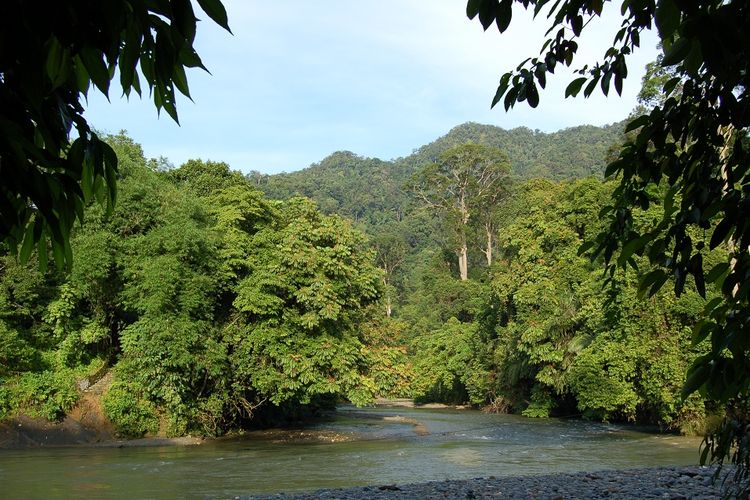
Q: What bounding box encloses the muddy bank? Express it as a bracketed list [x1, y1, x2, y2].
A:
[0, 397, 443, 449]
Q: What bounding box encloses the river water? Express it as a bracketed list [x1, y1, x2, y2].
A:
[0, 405, 703, 498]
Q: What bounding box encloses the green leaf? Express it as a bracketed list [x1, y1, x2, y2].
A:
[197, 0, 231, 32]
[655, 0, 680, 40]
[661, 37, 690, 66]
[491, 73, 511, 108]
[692, 320, 714, 346]
[705, 262, 729, 284]
[45, 37, 70, 89]
[466, 0, 481, 18]
[73, 56, 91, 96]
[19, 220, 36, 263]
[662, 76, 681, 96]
[564, 77, 587, 98]
[172, 64, 191, 99]
[709, 217, 733, 249]
[625, 114, 649, 133]
[526, 82, 539, 108]
[583, 75, 600, 97]
[682, 360, 709, 398]
[617, 234, 647, 267]
[577, 240, 594, 256]
[79, 47, 110, 95]
[495, 0, 513, 33]
[702, 296, 723, 315]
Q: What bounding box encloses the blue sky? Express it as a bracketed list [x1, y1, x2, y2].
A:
[83, 1, 659, 174]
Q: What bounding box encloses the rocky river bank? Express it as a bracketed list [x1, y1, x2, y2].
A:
[246, 466, 733, 499]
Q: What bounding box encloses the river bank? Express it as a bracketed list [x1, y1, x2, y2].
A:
[246, 465, 731, 499]
[0, 407, 709, 498]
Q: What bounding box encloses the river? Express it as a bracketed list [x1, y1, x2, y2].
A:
[0, 405, 703, 498]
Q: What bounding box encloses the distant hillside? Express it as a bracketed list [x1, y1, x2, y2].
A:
[259, 121, 624, 224]
[398, 121, 624, 180]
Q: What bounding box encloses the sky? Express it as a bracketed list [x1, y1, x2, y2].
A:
[83, 1, 659, 175]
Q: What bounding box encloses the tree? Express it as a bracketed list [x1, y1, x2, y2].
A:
[231, 198, 382, 408]
[408, 143, 511, 280]
[371, 223, 408, 317]
[466, 0, 750, 490]
[0, 0, 230, 270]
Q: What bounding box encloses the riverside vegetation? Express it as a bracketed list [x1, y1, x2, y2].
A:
[0, 120, 726, 439]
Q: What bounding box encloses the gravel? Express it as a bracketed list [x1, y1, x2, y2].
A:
[239, 466, 735, 499]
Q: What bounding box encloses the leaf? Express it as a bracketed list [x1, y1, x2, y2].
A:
[604, 158, 624, 178]
[172, 0, 197, 43]
[617, 234, 647, 267]
[172, 64, 191, 98]
[577, 240, 594, 256]
[682, 360, 709, 398]
[466, 0, 482, 18]
[477, 0, 496, 30]
[655, 0, 680, 40]
[661, 37, 690, 66]
[45, 37, 70, 89]
[79, 47, 110, 95]
[19, 220, 36, 263]
[614, 73, 623, 96]
[583, 74, 600, 97]
[709, 217, 733, 249]
[705, 262, 729, 284]
[491, 73, 511, 108]
[625, 114, 650, 133]
[526, 82, 539, 108]
[600, 70, 612, 95]
[564, 77, 587, 98]
[495, 0, 513, 33]
[692, 320, 714, 346]
[662, 76, 681, 96]
[196, 0, 231, 32]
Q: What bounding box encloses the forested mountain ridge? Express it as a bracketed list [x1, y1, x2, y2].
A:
[404, 121, 624, 180]
[259, 121, 624, 225]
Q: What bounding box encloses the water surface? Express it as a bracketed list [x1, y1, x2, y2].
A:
[0, 406, 703, 498]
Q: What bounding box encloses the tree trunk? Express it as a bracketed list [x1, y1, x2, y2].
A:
[484, 222, 493, 266]
[458, 240, 468, 281]
[385, 295, 392, 318]
[458, 195, 469, 280]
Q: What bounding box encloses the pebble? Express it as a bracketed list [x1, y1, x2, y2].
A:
[239, 466, 737, 499]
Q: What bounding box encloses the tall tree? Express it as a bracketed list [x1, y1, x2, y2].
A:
[0, 0, 230, 270]
[408, 143, 511, 280]
[466, 0, 750, 490]
[371, 223, 408, 317]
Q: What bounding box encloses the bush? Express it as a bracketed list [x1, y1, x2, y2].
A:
[103, 380, 159, 438]
[1, 371, 78, 421]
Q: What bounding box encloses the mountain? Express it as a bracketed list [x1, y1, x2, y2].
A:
[258, 121, 624, 225]
[401, 121, 624, 180]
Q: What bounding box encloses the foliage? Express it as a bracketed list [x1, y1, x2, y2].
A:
[102, 379, 160, 439]
[1, 370, 78, 421]
[408, 143, 511, 280]
[231, 198, 382, 409]
[411, 318, 475, 404]
[0, 0, 229, 270]
[468, 0, 750, 489]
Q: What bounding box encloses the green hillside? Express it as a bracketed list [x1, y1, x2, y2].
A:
[259, 121, 624, 225]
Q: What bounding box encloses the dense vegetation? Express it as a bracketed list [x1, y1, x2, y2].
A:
[0, 134, 386, 437]
[0, 122, 723, 438]
[258, 122, 623, 226]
